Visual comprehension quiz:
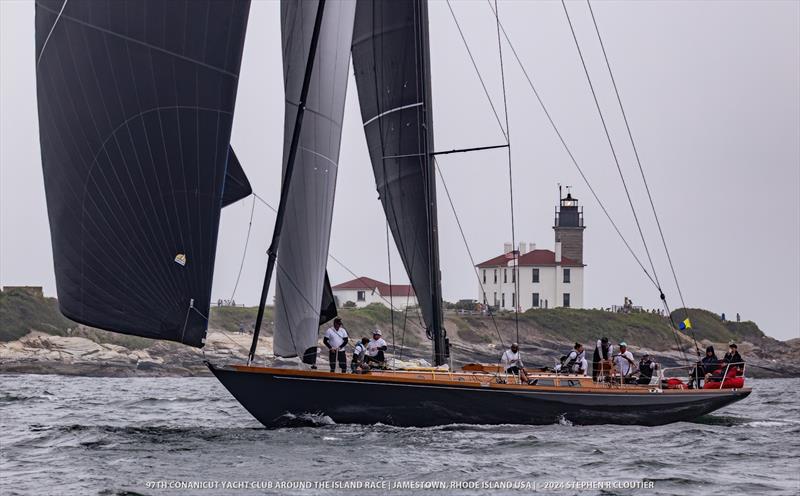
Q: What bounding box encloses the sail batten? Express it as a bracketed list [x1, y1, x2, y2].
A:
[35, 0, 251, 347]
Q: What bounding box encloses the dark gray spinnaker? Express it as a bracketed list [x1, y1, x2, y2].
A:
[351, 0, 447, 364]
[222, 147, 253, 208]
[272, 0, 356, 357]
[35, 0, 251, 347]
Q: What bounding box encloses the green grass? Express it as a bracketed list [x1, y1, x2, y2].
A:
[0, 288, 74, 341]
[670, 308, 767, 344]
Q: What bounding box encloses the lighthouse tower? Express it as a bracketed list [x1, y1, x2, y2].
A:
[553, 186, 585, 264]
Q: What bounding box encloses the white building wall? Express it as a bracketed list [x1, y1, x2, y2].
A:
[333, 288, 418, 310]
[478, 265, 584, 311]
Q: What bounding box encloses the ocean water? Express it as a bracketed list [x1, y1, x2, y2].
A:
[1, 375, 798, 496]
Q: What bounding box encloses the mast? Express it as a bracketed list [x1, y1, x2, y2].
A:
[416, 0, 447, 367]
[248, 0, 327, 364]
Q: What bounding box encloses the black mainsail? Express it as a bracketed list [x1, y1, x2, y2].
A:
[35, 0, 251, 347]
[351, 0, 447, 364]
[272, 0, 356, 358]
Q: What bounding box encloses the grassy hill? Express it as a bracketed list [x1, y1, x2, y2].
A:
[0, 287, 781, 354]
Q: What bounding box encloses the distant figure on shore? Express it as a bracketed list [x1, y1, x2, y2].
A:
[721, 312, 726, 322]
[592, 337, 613, 381]
[736, 313, 741, 323]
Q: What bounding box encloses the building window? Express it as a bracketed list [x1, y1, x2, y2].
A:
[511, 268, 516, 283]
[532, 268, 539, 283]
[482, 270, 486, 284]
[512, 293, 516, 308]
[563, 293, 570, 308]
[493, 269, 497, 284]
[493, 292, 497, 306]
[532, 293, 539, 308]
[563, 268, 571, 283]
[503, 269, 507, 283]
[502, 293, 506, 308]
[357, 291, 366, 301]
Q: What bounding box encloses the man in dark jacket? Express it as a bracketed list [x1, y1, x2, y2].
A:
[592, 337, 613, 382]
[723, 343, 744, 373]
[688, 346, 719, 388]
[637, 353, 658, 385]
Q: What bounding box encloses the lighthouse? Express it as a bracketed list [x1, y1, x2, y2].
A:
[554, 186, 585, 265]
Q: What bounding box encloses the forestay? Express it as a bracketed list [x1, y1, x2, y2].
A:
[35, 0, 251, 347]
[273, 0, 355, 357]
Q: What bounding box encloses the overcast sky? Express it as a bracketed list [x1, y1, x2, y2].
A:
[2, 0, 798, 341]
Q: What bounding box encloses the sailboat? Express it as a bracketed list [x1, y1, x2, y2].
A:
[35, 0, 750, 427]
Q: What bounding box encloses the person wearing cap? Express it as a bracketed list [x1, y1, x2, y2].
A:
[323, 317, 348, 373]
[365, 329, 388, 366]
[613, 342, 636, 382]
[556, 342, 588, 376]
[501, 343, 531, 383]
[723, 343, 744, 369]
[351, 337, 370, 373]
[592, 337, 614, 381]
[637, 353, 658, 385]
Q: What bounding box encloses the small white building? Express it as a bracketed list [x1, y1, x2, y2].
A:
[476, 191, 586, 311]
[332, 277, 417, 310]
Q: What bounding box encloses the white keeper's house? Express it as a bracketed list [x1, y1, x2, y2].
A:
[332, 277, 417, 309]
[476, 191, 586, 311]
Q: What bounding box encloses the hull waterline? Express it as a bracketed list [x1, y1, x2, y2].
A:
[208, 363, 751, 427]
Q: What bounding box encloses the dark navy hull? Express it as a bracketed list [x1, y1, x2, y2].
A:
[208, 363, 750, 427]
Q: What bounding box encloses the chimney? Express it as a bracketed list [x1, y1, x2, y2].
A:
[504, 242, 512, 254]
[555, 241, 562, 263]
[530, 242, 536, 251]
[518, 242, 527, 254]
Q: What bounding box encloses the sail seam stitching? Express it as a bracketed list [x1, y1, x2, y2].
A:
[36, 3, 239, 78]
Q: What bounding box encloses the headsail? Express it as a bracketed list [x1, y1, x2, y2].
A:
[35, 0, 251, 347]
[351, 0, 446, 363]
[272, 0, 355, 357]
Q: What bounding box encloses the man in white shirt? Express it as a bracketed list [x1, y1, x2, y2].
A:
[613, 341, 636, 382]
[323, 318, 348, 373]
[501, 343, 530, 383]
[365, 329, 388, 366]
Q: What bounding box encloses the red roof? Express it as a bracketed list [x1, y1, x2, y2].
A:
[476, 249, 582, 268]
[332, 277, 415, 298]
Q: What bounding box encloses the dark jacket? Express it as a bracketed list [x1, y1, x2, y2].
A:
[639, 358, 655, 379]
[701, 353, 719, 374]
[723, 351, 744, 368]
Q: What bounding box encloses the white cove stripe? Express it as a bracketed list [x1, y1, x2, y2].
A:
[362, 102, 423, 127]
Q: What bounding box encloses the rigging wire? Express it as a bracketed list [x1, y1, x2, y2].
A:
[445, 0, 508, 140]
[585, 0, 698, 356]
[434, 156, 506, 349]
[492, 0, 520, 345]
[484, 0, 661, 292]
[229, 194, 256, 301]
[560, 0, 663, 293]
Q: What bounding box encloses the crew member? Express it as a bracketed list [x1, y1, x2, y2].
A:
[592, 337, 613, 381]
[501, 343, 530, 383]
[688, 346, 719, 389]
[351, 337, 370, 373]
[637, 353, 658, 385]
[365, 330, 388, 367]
[723, 343, 744, 373]
[323, 317, 348, 373]
[556, 343, 588, 376]
[613, 342, 636, 382]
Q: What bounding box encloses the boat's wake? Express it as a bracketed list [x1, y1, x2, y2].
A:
[274, 412, 335, 428]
